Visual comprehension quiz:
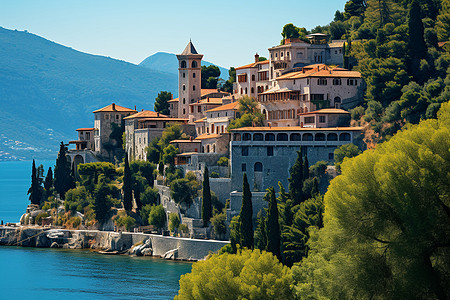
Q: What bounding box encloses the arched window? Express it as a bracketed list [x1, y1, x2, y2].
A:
[245, 88, 248, 94]
[277, 133, 288, 141]
[265, 133, 275, 141]
[183, 85, 186, 91]
[234, 133, 241, 141]
[192, 61, 198, 68]
[206, 145, 210, 152]
[213, 144, 216, 152]
[327, 133, 338, 141]
[254, 162, 263, 172]
[315, 133, 326, 141]
[253, 133, 264, 141]
[251, 87, 254, 94]
[290, 133, 301, 141]
[334, 97, 341, 108]
[193, 73, 196, 78]
[303, 133, 313, 141]
[243, 133, 251, 141]
[339, 133, 351, 141]
[252, 74, 255, 81]
[181, 61, 187, 68]
[262, 109, 267, 120]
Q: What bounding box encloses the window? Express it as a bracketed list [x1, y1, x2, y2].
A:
[253, 133, 263, 141]
[339, 133, 351, 141]
[183, 98, 185, 104]
[251, 74, 255, 81]
[86, 133, 90, 139]
[311, 94, 324, 101]
[105, 114, 109, 120]
[327, 133, 338, 141]
[241, 146, 249, 157]
[245, 88, 248, 94]
[242, 163, 247, 172]
[304, 116, 315, 124]
[290, 133, 301, 141]
[243, 133, 251, 141]
[328, 153, 334, 160]
[193, 73, 196, 78]
[238, 74, 247, 83]
[333, 78, 341, 85]
[265, 133, 275, 141]
[307, 79, 310, 84]
[281, 52, 283, 57]
[277, 133, 288, 141]
[183, 73, 185, 78]
[193, 85, 196, 91]
[318, 78, 327, 85]
[267, 146, 273, 156]
[303, 133, 313, 141]
[192, 61, 198, 68]
[254, 162, 263, 172]
[347, 79, 357, 86]
[198, 106, 201, 113]
[315, 133, 326, 141]
[251, 87, 254, 94]
[183, 85, 186, 91]
[319, 116, 326, 123]
[181, 61, 187, 68]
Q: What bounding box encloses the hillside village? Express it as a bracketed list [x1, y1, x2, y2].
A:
[62, 34, 366, 239]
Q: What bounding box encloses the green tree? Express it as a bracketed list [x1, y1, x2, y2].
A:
[294, 103, 450, 299]
[265, 187, 281, 261]
[228, 96, 264, 129]
[436, 0, 450, 42]
[43, 167, 53, 198]
[78, 162, 117, 193]
[288, 150, 304, 205]
[168, 212, 180, 232]
[154, 91, 171, 115]
[201, 65, 221, 89]
[162, 144, 179, 168]
[201, 167, 212, 227]
[240, 173, 253, 249]
[93, 178, 111, 224]
[211, 212, 227, 239]
[175, 249, 294, 300]
[334, 143, 362, 171]
[170, 178, 196, 208]
[344, 0, 367, 19]
[254, 210, 267, 250]
[27, 160, 43, 205]
[54, 142, 72, 199]
[146, 137, 162, 164]
[229, 215, 241, 253]
[148, 204, 166, 232]
[221, 67, 236, 93]
[282, 194, 324, 267]
[122, 154, 133, 212]
[408, 0, 428, 82]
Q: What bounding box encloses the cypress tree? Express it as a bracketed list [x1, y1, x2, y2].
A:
[288, 150, 304, 205]
[93, 177, 109, 223]
[70, 162, 77, 189]
[54, 142, 72, 199]
[265, 187, 281, 261]
[311, 177, 319, 198]
[239, 173, 253, 249]
[408, 0, 427, 60]
[254, 210, 267, 250]
[123, 154, 133, 212]
[43, 167, 53, 198]
[27, 159, 42, 205]
[303, 154, 309, 180]
[201, 167, 212, 227]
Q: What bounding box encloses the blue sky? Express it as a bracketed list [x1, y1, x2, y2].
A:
[1, 0, 348, 68]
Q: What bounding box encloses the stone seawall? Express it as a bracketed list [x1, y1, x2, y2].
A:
[0, 226, 229, 261]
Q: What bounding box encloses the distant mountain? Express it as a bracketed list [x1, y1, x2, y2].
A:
[139, 52, 230, 80]
[0, 27, 178, 161]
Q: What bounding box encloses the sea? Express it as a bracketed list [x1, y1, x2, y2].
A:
[0, 161, 192, 299]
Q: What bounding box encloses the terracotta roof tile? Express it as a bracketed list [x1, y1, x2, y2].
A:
[168, 97, 179, 103]
[93, 103, 137, 113]
[124, 110, 169, 120]
[194, 133, 222, 140]
[299, 108, 350, 115]
[76, 128, 95, 131]
[194, 117, 207, 123]
[205, 101, 239, 112]
[276, 64, 360, 80]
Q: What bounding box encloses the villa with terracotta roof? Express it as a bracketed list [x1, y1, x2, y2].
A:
[235, 54, 270, 99]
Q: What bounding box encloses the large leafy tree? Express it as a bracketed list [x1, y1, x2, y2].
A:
[201, 167, 212, 227]
[228, 96, 264, 129]
[54, 142, 72, 199]
[201, 65, 220, 89]
[239, 173, 253, 249]
[294, 102, 450, 299]
[154, 91, 171, 115]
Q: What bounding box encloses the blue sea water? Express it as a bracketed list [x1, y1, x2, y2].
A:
[0, 161, 192, 299]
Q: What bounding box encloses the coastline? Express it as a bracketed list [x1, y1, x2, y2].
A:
[0, 225, 228, 261]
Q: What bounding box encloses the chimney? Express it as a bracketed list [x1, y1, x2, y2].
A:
[157, 112, 160, 117]
[255, 53, 259, 63]
[134, 105, 136, 111]
[170, 93, 173, 100]
[112, 103, 116, 110]
[141, 109, 144, 111]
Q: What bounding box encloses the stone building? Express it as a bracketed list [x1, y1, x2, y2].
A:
[69, 128, 95, 151]
[235, 54, 270, 98]
[194, 101, 239, 136]
[93, 103, 137, 157]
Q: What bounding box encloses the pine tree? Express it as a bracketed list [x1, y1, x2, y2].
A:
[201, 167, 212, 227]
[408, 0, 427, 82]
[43, 167, 53, 198]
[154, 91, 171, 115]
[239, 173, 253, 249]
[123, 154, 133, 212]
[54, 142, 72, 199]
[27, 160, 42, 205]
[288, 150, 304, 205]
[265, 187, 281, 261]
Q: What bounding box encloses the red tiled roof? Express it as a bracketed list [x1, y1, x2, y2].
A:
[205, 101, 239, 112]
[277, 64, 360, 80]
[168, 97, 179, 103]
[76, 128, 95, 131]
[193, 117, 207, 123]
[194, 133, 222, 140]
[123, 110, 168, 120]
[93, 103, 137, 113]
[236, 60, 269, 70]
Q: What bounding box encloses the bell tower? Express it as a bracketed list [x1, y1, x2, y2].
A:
[176, 40, 203, 120]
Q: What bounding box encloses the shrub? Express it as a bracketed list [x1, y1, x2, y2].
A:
[168, 212, 181, 232]
[175, 249, 294, 299]
[114, 214, 136, 231]
[210, 171, 219, 178]
[67, 216, 82, 229]
[148, 205, 166, 231]
[35, 212, 49, 225]
[210, 212, 227, 237]
[178, 224, 189, 233]
[217, 157, 229, 166]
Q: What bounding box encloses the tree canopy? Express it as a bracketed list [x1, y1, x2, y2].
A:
[154, 91, 171, 115]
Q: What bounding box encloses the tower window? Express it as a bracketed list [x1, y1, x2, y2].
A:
[183, 73, 185, 78]
[183, 109, 185, 114]
[181, 61, 187, 68]
[183, 85, 186, 91]
[193, 73, 196, 78]
[193, 85, 196, 91]
[183, 98, 185, 104]
[192, 61, 198, 68]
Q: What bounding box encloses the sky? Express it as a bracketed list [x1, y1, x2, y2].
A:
[1, 0, 348, 68]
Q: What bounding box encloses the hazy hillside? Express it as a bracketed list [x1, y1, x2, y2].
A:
[0, 27, 178, 161]
[140, 52, 230, 80]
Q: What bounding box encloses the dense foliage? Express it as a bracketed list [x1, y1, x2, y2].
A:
[176, 249, 294, 300]
[154, 91, 171, 115]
